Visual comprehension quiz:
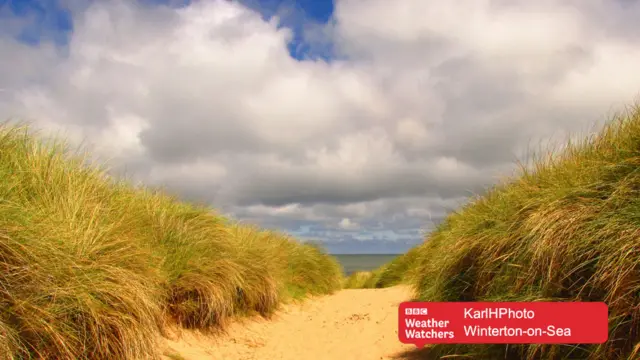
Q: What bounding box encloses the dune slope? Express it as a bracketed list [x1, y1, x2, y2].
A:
[352, 105, 640, 359]
[0, 123, 342, 359]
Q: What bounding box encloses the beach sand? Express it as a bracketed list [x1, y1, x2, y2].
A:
[160, 286, 422, 360]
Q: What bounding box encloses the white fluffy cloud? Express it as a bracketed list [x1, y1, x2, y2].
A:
[2, 0, 640, 252]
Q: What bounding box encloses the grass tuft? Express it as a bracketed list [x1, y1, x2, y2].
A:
[343, 248, 421, 289]
[0, 122, 342, 359]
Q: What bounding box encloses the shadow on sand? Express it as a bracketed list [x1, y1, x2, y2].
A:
[391, 346, 431, 360]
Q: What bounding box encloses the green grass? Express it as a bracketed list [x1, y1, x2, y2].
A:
[0, 123, 343, 359]
[162, 350, 186, 360]
[342, 248, 421, 289]
[342, 271, 376, 289]
[360, 105, 640, 359]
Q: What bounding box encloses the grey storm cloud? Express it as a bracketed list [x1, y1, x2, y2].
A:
[2, 0, 640, 251]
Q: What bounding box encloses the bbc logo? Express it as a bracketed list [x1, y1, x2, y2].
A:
[405, 308, 428, 315]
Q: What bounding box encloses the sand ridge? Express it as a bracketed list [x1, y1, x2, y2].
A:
[160, 286, 420, 360]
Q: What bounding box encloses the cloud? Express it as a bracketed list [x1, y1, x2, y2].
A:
[2, 0, 640, 252]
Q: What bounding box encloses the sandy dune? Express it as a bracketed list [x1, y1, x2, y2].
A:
[160, 286, 425, 360]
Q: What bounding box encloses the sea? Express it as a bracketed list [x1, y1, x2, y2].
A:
[333, 254, 399, 276]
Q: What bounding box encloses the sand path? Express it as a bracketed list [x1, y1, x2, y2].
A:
[161, 286, 424, 360]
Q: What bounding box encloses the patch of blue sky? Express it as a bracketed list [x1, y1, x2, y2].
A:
[239, 0, 336, 61]
[1, 0, 336, 61]
[1, 0, 73, 45]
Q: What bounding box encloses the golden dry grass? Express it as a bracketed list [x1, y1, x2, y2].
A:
[360, 105, 640, 359]
[0, 123, 342, 359]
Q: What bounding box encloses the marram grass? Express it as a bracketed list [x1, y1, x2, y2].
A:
[0, 123, 342, 359]
[359, 105, 640, 359]
[342, 247, 421, 289]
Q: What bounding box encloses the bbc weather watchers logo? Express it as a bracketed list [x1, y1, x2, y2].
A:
[405, 307, 428, 315]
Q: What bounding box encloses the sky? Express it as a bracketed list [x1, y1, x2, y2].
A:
[2, 0, 640, 254]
